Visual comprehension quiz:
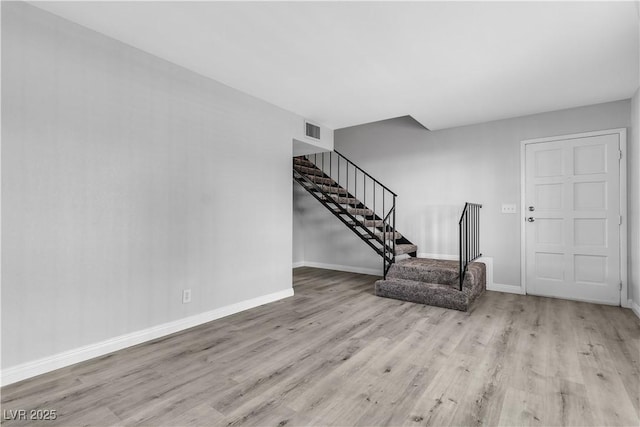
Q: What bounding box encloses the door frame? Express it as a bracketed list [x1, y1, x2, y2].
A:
[520, 128, 628, 306]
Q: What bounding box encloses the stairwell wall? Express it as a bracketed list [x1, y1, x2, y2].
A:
[295, 100, 633, 289]
[2, 2, 299, 377]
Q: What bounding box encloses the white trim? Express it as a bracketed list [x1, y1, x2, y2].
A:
[520, 141, 527, 294]
[300, 261, 381, 276]
[630, 299, 640, 320]
[0, 288, 294, 386]
[298, 256, 527, 297]
[292, 261, 305, 268]
[619, 129, 629, 306]
[489, 283, 526, 295]
[526, 292, 619, 306]
[520, 128, 628, 305]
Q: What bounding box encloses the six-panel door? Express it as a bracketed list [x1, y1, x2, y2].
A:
[524, 133, 620, 305]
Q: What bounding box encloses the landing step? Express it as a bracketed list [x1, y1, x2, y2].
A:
[375, 258, 486, 311]
[375, 279, 471, 311]
[387, 257, 458, 283]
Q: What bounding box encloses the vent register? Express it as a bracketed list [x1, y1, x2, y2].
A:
[305, 122, 321, 140]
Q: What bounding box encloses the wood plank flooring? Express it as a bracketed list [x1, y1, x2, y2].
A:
[1, 267, 639, 426]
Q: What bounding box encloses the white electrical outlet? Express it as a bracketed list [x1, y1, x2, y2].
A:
[501, 204, 517, 214]
[182, 289, 192, 304]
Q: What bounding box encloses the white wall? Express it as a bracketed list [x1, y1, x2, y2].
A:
[2, 2, 299, 372]
[295, 101, 633, 288]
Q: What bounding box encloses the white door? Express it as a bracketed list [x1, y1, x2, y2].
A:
[524, 133, 621, 305]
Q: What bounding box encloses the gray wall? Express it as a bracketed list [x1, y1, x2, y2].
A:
[295, 100, 632, 288]
[2, 2, 299, 369]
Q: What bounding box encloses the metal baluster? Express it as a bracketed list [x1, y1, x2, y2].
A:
[373, 182, 376, 223]
[346, 162, 349, 197]
[472, 206, 475, 258]
[477, 205, 480, 257]
[392, 196, 396, 263]
[471, 206, 474, 259]
[473, 206, 475, 258]
[476, 205, 478, 257]
[459, 216, 463, 290]
[466, 211, 470, 268]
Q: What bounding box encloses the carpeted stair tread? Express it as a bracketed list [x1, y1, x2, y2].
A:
[374, 231, 402, 240]
[360, 219, 385, 227]
[325, 196, 360, 205]
[293, 157, 316, 167]
[294, 165, 325, 176]
[346, 207, 374, 216]
[387, 258, 458, 285]
[394, 244, 418, 255]
[317, 185, 349, 195]
[386, 258, 484, 288]
[304, 175, 335, 185]
[375, 258, 486, 311]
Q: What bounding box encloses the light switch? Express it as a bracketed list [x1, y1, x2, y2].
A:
[501, 204, 517, 214]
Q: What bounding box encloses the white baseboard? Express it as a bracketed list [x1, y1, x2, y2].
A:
[299, 261, 381, 276]
[1, 288, 294, 387]
[297, 256, 528, 296]
[630, 300, 640, 320]
[488, 283, 526, 295]
[292, 261, 305, 268]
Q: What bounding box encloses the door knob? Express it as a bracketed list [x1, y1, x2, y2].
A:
[527, 217, 535, 222]
[528, 206, 535, 211]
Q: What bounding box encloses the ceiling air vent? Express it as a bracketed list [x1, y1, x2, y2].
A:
[305, 121, 321, 140]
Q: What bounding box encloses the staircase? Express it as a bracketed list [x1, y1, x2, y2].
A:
[375, 258, 486, 311]
[293, 152, 417, 277]
[293, 151, 486, 311]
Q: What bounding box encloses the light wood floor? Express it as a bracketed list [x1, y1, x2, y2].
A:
[2, 267, 639, 426]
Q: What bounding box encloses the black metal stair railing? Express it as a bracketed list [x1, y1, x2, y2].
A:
[293, 151, 415, 277]
[293, 167, 392, 265]
[459, 202, 482, 290]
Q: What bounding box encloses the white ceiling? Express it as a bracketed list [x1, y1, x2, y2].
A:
[31, 1, 639, 130]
